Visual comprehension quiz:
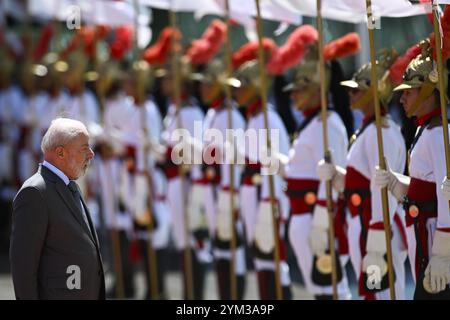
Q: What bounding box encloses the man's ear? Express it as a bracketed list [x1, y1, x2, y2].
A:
[55, 146, 65, 159]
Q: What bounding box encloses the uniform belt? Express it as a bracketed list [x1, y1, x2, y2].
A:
[241, 169, 261, 186]
[403, 196, 437, 227]
[287, 188, 318, 215]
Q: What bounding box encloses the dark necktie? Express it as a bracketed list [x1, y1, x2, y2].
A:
[68, 180, 92, 233]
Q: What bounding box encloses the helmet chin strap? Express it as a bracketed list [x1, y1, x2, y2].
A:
[406, 80, 436, 118]
[352, 89, 373, 109]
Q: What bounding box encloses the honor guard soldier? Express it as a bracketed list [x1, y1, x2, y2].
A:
[374, 10, 450, 298]
[283, 28, 359, 300]
[228, 37, 292, 300]
[320, 48, 412, 299]
[145, 27, 211, 300]
[186, 20, 248, 299]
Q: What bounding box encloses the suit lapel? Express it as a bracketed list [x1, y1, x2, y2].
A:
[80, 196, 100, 247]
[54, 181, 96, 244]
[40, 165, 97, 246]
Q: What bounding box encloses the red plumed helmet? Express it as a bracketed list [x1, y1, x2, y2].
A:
[186, 19, 227, 65]
[388, 44, 421, 85]
[324, 32, 361, 62]
[430, 5, 450, 61]
[232, 38, 277, 69]
[109, 25, 134, 60]
[266, 25, 318, 75]
[143, 27, 181, 66]
[33, 23, 54, 62]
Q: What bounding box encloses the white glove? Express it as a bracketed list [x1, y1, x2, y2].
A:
[316, 159, 346, 193]
[187, 184, 207, 231]
[441, 176, 450, 201]
[373, 163, 409, 202]
[309, 205, 329, 256]
[424, 230, 450, 293]
[317, 159, 336, 181]
[148, 139, 167, 162]
[362, 229, 388, 279]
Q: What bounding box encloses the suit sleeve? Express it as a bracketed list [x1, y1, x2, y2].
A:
[10, 187, 48, 299]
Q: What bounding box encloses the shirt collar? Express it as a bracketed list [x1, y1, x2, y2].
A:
[246, 99, 262, 118]
[302, 104, 321, 118]
[42, 160, 70, 185]
[415, 108, 441, 126]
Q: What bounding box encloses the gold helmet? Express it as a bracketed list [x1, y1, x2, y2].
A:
[393, 40, 448, 117]
[0, 50, 15, 87]
[229, 59, 273, 91]
[32, 52, 69, 91]
[191, 59, 226, 84]
[282, 44, 331, 92]
[392, 5, 450, 117]
[154, 55, 194, 83]
[131, 59, 154, 102]
[283, 32, 361, 92]
[93, 60, 123, 98]
[341, 48, 399, 108]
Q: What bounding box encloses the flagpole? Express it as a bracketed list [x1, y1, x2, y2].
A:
[93, 32, 126, 300]
[432, 1, 450, 189]
[169, 7, 195, 300]
[132, 0, 161, 300]
[364, 0, 396, 300]
[254, 0, 283, 300]
[223, 0, 238, 300]
[315, 0, 339, 300]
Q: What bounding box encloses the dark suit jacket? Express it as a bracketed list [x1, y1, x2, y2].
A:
[10, 165, 106, 300]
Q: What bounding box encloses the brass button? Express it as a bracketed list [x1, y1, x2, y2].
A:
[350, 193, 362, 207]
[304, 192, 317, 206]
[409, 205, 419, 218]
[205, 167, 216, 180]
[252, 174, 262, 185]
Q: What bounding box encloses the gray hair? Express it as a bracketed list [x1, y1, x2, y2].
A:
[41, 118, 88, 154]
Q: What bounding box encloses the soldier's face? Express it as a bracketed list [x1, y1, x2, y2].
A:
[234, 85, 257, 106]
[348, 88, 365, 110]
[161, 76, 173, 97]
[200, 81, 222, 105]
[62, 132, 95, 180]
[400, 88, 420, 116]
[290, 87, 320, 111]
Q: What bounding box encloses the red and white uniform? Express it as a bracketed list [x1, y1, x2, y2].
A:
[202, 97, 247, 284]
[285, 107, 351, 298]
[404, 109, 450, 287]
[104, 94, 171, 249]
[0, 85, 23, 186]
[63, 90, 100, 128]
[14, 90, 48, 185]
[239, 100, 292, 296]
[161, 100, 208, 253]
[345, 115, 407, 300]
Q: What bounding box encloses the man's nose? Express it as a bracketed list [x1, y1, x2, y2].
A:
[399, 91, 406, 104]
[88, 148, 95, 159]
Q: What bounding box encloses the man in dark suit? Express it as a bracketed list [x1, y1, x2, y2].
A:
[10, 118, 105, 299]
